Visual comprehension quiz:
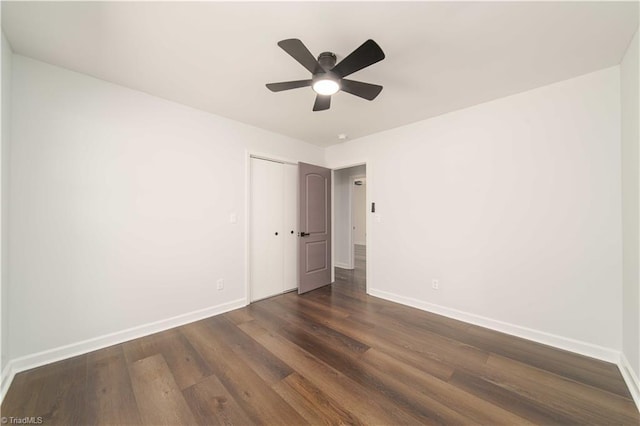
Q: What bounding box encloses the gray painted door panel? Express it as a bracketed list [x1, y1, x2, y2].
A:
[298, 162, 332, 294]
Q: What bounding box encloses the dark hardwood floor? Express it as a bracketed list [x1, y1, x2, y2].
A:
[2, 244, 639, 424]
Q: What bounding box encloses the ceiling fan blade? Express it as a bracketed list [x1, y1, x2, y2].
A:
[340, 79, 383, 101]
[313, 95, 331, 111]
[266, 80, 312, 92]
[332, 39, 385, 78]
[278, 39, 323, 74]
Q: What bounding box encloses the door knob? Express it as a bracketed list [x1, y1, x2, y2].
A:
[275, 232, 278, 236]
[300, 232, 310, 237]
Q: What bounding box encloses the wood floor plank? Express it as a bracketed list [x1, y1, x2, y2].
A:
[123, 328, 212, 390]
[273, 295, 456, 382]
[280, 290, 353, 319]
[374, 291, 631, 399]
[183, 374, 254, 426]
[204, 314, 293, 385]
[311, 284, 382, 314]
[272, 373, 364, 425]
[361, 348, 534, 426]
[0, 371, 43, 419]
[180, 319, 307, 425]
[306, 287, 490, 372]
[448, 369, 581, 425]
[223, 307, 255, 325]
[238, 319, 426, 425]
[465, 324, 632, 397]
[128, 354, 197, 426]
[334, 315, 457, 381]
[86, 345, 142, 425]
[465, 354, 639, 424]
[378, 302, 474, 338]
[256, 313, 490, 425]
[267, 297, 371, 355]
[279, 289, 376, 328]
[252, 301, 369, 362]
[347, 308, 491, 369]
[28, 355, 88, 426]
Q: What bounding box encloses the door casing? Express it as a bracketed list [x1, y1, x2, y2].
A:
[330, 161, 371, 293]
[350, 174, 367, 270]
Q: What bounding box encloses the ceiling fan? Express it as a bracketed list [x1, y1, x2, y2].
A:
[266, 38, 385, 111]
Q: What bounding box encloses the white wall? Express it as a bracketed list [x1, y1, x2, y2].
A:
[1, 32, 11, 380]
[621, 28, 640, 400]
[8, 55, 324, 362]
[326, 67, 623, 359]
[333, 165, 365, 268]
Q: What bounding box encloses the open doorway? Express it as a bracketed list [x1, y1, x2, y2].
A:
[333, 164, 367, 290]
[351, 176, 367, 268]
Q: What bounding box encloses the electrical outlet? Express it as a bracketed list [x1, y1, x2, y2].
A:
[216, 279, 224, 290]
[432, 279, 439, 290]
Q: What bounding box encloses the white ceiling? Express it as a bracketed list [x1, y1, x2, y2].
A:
[2, 1, 638, 147]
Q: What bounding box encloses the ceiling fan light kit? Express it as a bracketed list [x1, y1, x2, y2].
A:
[266, 38, 385, 111]
[312, 78, 340, 96]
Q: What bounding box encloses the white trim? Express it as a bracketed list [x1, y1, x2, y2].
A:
[365, 162, 372, 293]
[248, 151, 300, 166]
[349, 174, 366, 268]
[1, 361, 14, 404]
[368, 288, 620, 363]
[346, 175, 354, 270]
[330, 169, 338, 280]
[334, 262, 353, 270]
[0, 297, 245, 403]
[619, 352, 640, 411]
[244, 150, 252, 305]
[330, 160, 370, 292]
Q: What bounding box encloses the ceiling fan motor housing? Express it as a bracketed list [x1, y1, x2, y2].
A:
[313, 52, 340, 91]
[317, 52, 337, 71]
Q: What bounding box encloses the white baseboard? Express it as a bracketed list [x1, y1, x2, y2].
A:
[0, 298, 245, 403]
[368, 288, 620, 363]
[1, 361, 14, 404]
[334, 262, 353, 270]
[619, 352, 640, 411]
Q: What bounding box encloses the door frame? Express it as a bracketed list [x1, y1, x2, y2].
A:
[245, 150, 300, 306]
[349, 174, 366, 270]
[330, 160, 372, 294]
